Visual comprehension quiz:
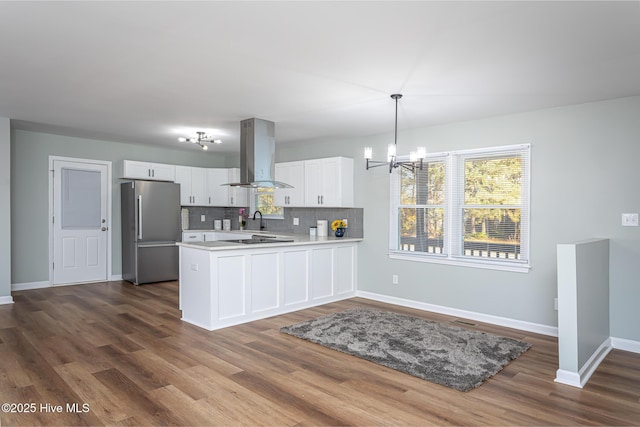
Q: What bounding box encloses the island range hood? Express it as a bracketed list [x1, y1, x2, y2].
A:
[224, 118, 293, 188]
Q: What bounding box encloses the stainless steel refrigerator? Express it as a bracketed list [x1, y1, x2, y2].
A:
[121, 181, 181, 285]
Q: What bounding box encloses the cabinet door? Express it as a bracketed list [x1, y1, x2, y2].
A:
[319, 157, 341, 207]
[304, 159, 323, 206]
[227, 168, 247, 206]
[190, 167, 207, 206]
[310, 247, 333, 300]
[175, 166, 193, 205]
[287, 161, 306, 206]
[283, 250, 309, 305]
[150, 163, 175, 181]
[276, 162, 305, 206]
[335, 245, 355, 295]
[207, 169, 228, 206]
[122, 160, 152, 180]
[274, 163, 289, 206]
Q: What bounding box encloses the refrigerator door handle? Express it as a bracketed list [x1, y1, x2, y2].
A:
[138, 195, 143, 239]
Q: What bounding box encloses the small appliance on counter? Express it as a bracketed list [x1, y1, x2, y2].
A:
[317, 220, 328, 237]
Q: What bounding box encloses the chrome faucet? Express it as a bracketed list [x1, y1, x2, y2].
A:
[253, 210, 265, 230]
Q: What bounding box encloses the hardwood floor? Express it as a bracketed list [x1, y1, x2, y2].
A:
[1, 281, 639, 426]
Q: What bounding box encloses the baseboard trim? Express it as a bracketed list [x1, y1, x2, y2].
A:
[0, 295, 14, 305]
[12, 281, 51, 291]
[554, 369, 582, 388]
[555, 338, 612, 388]
[13, 276, 124, 291]
[611, 337, 640, 354]
[356, 291, 558, 337]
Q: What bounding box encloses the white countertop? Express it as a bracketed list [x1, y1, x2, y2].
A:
[177, 232, 362, 251]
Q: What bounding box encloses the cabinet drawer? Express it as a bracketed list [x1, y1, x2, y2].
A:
[182, 232, 204, 242]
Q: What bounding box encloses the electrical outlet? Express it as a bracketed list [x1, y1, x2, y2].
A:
[342, 218, 348, 227]
[200, 215, 206, 222]
[293, 217, 299, 226]
[621, 213, 638, 226]
[392, 274, 399, 285]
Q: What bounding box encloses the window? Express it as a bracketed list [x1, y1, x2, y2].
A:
[252, 187, 284, 218]
[390, 144, 530, 272]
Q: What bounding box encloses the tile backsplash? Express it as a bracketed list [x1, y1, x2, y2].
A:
[184, 206, 363, 238]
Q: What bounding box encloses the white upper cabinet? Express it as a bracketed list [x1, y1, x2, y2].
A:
[175, 166, 207, 206]
[274, 161, 305, 207]
[304, 157, 353, 207]
[122, 157, 357, 208]
[227, 168, 248, 207]
[207, 168, 228, 206]
[205, 168, 247, 207]
[120, 160, 175, 181]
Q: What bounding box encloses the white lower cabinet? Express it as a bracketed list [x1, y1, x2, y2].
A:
[179, 241, 358, 330]
[310, 247, 334, 300]
[250, 253, 280, 313]
[336, 245, 356, 295]
[283, 250, 309, 306]
[217, 255, 246, 320]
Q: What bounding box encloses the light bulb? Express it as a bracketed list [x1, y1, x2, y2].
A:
[178, 137, 187, 142]
[201, 144, 208, 150]
[364, 147, 373, 160]
[387, 144, 396, 162]
[417, 146, 426, 159]
[213, 139, 222, 144]
[189, 138, 197, 143]
[410, 151, 418, 162]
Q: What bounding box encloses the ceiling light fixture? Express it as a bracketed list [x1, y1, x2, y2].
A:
[364, 94, 425, 173]
[178, 131, 222, 150]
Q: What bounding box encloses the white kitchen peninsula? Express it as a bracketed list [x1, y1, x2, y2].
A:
[177, 234, 361, 331]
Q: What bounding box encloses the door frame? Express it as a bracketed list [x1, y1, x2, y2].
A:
[48, 156, 113, 286]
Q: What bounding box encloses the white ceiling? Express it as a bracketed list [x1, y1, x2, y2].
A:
[1, 1, 639, 153]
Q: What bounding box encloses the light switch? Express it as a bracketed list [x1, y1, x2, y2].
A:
[621, 213, 638, 227]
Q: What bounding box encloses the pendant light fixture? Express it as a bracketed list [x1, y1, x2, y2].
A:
[178, 131, 222, 150]
[364, 94, 425, 172]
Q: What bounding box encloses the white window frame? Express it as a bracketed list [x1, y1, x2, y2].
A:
[250, 188, 284, 220]
[389, 144, 531, 273]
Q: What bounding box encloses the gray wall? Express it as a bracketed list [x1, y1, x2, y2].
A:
[0, 118, 10, 299]
[9, 96, 640, 342]
[557, 239, 610, 373]
[576, 240, 610, 368]
[277, 96, 640, 342]
[10, 130, 229, 284]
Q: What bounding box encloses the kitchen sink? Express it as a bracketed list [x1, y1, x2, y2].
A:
[222, 235, 294, 245]
[240, 237, 294, 244]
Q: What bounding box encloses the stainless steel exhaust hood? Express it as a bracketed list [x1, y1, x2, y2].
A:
[224, 118, 293, 188]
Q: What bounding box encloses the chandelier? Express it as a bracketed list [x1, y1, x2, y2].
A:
[178, 131, 222, 150]
[364, 94, 425, 172]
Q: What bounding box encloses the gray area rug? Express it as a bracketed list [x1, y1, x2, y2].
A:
[280, 307, 531, 392]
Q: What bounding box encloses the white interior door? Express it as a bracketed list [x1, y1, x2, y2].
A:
[53, 160, 108, 285]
